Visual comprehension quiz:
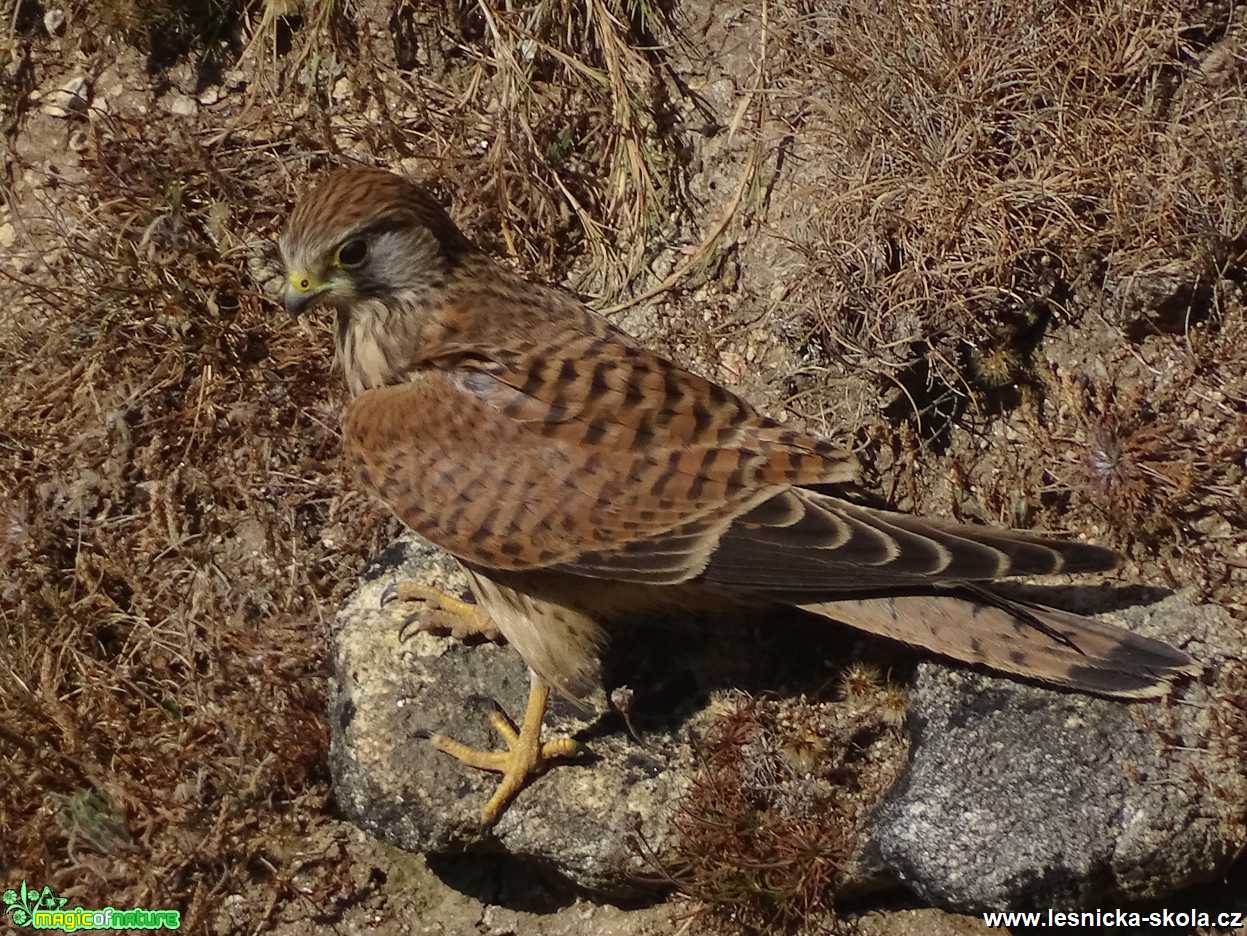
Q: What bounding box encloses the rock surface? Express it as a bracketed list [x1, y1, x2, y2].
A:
[330, 535, 1246, 911]
[329, 536, 902, 898]
[864, 596, 1242, 909]
[37, 75, 89, 118]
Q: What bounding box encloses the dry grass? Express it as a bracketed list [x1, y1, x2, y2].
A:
[1, 0, 690, 927]
[1205, 661, 1247, 847]
[237, 0, 686, 295]
[638, 689, 906, 935]
[751, 0, 1247, 606]
[436, 0, 682, 288]
[772, 0, 1244, 376]
[1, 0, 1244, 930]
[86, 0, 245, 70]
[0, 105, 381, 929]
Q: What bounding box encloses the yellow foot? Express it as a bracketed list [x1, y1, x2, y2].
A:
[380, 580, 502, 642]
[427, 673, 579, 826]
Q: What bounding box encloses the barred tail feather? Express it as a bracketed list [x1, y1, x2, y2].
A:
[800, 590, 1199, 699]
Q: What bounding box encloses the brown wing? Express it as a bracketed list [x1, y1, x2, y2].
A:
[695, 487, 1119, 593]
[342, 335, 855, 583]
[343, 329, 1196, 701]
[343, 332, 1117, 590]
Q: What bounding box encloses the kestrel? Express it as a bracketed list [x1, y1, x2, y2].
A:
[280, 168, 1198, 825]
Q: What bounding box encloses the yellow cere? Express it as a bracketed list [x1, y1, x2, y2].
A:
[287, 270, 324, 293]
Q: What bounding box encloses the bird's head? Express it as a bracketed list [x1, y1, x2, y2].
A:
[278, 168, 471, 318]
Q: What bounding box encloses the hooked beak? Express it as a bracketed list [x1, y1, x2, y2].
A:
[283, 270, 329, 318]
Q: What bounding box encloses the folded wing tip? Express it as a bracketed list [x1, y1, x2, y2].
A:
[1059, 541, 1122, 574]
[1072, 663, 1200, 700]
[1066, 639, 1201, 699]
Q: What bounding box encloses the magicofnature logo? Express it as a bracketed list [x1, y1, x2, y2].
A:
[4, 881, 180, 931]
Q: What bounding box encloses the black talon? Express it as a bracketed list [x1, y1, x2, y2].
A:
[463, 693, 496, 710]
[380, 581, 401, 609]
[398, 612, 424, 643]
[487, 698, 518, 733]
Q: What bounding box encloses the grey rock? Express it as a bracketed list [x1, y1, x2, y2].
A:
[864, 588, 1244, 911]
[329, 535, 889, 897]
[330, 535, 1246, 909]
[329, 537, 683, 897]
[164, 93, 198, 117]
[39, 76, 89, 118]
[43, 8, 65, 36]
[1103, 259, 1219, 334]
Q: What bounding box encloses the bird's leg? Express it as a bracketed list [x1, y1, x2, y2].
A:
[380, 580, 502, 642]
[428, 670, 580, 826]
[382, 583, 578, 822]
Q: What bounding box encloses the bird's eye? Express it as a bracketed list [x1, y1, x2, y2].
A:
[336, 239, 368, 268]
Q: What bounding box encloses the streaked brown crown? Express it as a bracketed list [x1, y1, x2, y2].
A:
[280, 168, 471, 264]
